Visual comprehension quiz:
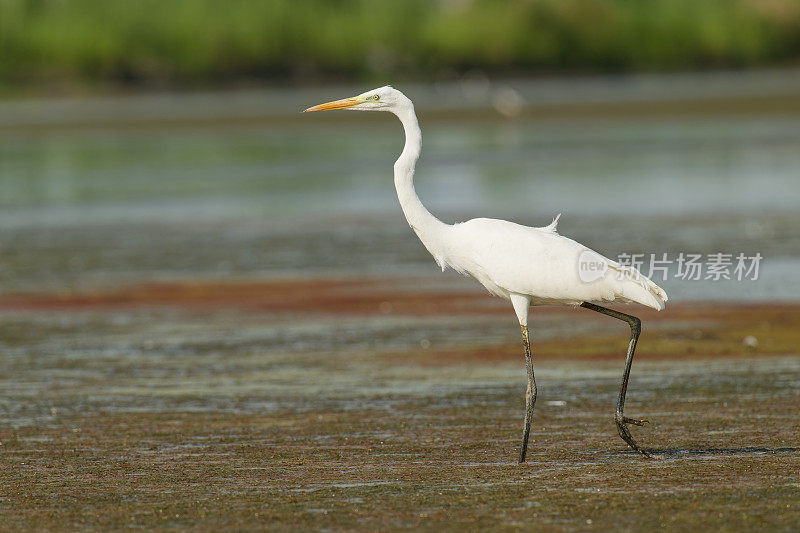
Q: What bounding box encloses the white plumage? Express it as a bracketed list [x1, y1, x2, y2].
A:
[305, 85, 667, 326]
[305, 85, 667, 461]
[444, 216, 667, 319]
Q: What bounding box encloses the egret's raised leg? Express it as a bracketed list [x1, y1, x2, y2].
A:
[580, 302, 651, 458]
[518, 324, 537, 463]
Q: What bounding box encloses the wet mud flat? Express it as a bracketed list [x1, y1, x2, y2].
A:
[1, 278, 799, 530]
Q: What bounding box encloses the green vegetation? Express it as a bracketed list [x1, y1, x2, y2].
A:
[1, 0, 799, 90]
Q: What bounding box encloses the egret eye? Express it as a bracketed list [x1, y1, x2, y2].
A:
[372, 95, 380, 101]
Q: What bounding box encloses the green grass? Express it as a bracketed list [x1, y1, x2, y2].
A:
[1, 0, 799, 91]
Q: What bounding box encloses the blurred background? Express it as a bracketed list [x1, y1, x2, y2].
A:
[3, 1, 800, 528]
[2, 0, 800, 89]
[1, 0, 799, 300]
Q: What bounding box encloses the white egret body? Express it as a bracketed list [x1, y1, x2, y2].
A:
[305, 86, 667, 462]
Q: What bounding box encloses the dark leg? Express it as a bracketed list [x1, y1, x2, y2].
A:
[580, 302, 651, 458]
[519, 325, 537, 463]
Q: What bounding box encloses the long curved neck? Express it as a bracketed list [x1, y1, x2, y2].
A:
[393, 103, 449, 260]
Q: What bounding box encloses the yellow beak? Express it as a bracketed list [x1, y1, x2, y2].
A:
[303, 96, 361, 113]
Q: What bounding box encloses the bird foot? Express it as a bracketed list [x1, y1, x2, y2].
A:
[615, 412, 651, 458]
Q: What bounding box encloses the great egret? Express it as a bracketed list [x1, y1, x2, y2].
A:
[305, 86, 667, 462]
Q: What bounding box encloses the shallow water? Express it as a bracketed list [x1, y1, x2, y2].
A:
[2, 298, 799, 528]
[2, 76, 800, 301]
[2, 77, 800, 527]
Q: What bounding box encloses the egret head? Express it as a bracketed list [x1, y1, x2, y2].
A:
[304, 86, 407, 114]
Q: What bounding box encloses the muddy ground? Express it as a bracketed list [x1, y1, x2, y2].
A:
[1, 277, 799, 530]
